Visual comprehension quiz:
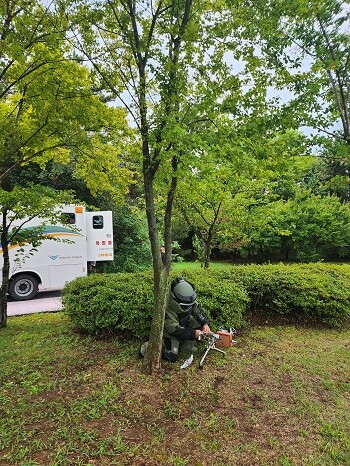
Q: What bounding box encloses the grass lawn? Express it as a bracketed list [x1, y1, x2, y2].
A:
[0, 312, 349, 466]
[171, 261, 234, 271]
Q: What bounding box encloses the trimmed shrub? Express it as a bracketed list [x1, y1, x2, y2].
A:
[63, 272, 154, 339]
[63, 263, 350, 338]
[63, 270, 248, 339]
[216, 263, 350, 327]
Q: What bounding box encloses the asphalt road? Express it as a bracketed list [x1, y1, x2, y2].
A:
[7, 290, 63, 317]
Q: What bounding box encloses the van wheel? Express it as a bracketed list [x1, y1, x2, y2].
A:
[9, 275, 39, 301]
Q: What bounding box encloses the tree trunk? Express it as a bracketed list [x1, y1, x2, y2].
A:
[203, 240, 211, 269]
[203, 220, 216, 269]
[142, 265, 169, 374]
[137, 64, 169, 372]
[0, 211, 9, 328]
[142, 173, 170, 374]
[141, 157, 177, 374]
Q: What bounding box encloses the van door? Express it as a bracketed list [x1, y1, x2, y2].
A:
[86, 211, 114, 262]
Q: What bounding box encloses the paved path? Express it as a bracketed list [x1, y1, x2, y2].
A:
[7, 291, 63, 316]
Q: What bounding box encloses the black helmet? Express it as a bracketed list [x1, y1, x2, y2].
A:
[171, 277, 197, 306]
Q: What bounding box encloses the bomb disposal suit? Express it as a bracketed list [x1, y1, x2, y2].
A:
[162, 277, 210, 362]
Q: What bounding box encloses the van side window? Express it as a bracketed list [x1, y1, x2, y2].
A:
[93, 215, 104, 229]
[62, 213, 76, 225]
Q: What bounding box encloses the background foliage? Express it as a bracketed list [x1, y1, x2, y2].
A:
[97, 204, 152, 273]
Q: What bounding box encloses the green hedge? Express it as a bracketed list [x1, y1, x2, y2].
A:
[62, 264, 350, 338]
[62, 272, 154, 339]
[215, 263, 350, 327]
[62, 270, 248, 339]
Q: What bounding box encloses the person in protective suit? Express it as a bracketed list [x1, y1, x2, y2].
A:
[162, 276, 211, 362]
[139, 277, 211, 362]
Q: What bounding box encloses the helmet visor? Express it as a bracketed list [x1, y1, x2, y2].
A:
[179, 301, 196, 311]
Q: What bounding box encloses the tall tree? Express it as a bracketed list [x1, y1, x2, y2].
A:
[65, 0, 266, 372]
[0, 0, 132, 327]
[177, 160, 236, 269]
[174, 113, 313, 265]
[1, 0, 132, 192]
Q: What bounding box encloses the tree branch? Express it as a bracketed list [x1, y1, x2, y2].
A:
[317, 13, 349, 138]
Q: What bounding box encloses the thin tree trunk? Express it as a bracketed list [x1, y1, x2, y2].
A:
[0, 211, 9, 328]
[142, 173, 169, 374]
[203, 240, 211, 269]
[137, 64, 169, 372]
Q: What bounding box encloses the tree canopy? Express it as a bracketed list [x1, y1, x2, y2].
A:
[0, 0, 134, 327]
[0, 0, 133, 198]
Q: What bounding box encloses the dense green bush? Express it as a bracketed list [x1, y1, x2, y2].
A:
[63, 264, 350, 338]
[96, 204, 152, 273]
[63, 272, 154, 339]
[235, 192, 350, 262]
[216, 263, 350, 327]
[108, 206, 152, 273]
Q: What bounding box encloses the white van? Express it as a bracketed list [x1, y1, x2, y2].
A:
[1, 205, 114, 300]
